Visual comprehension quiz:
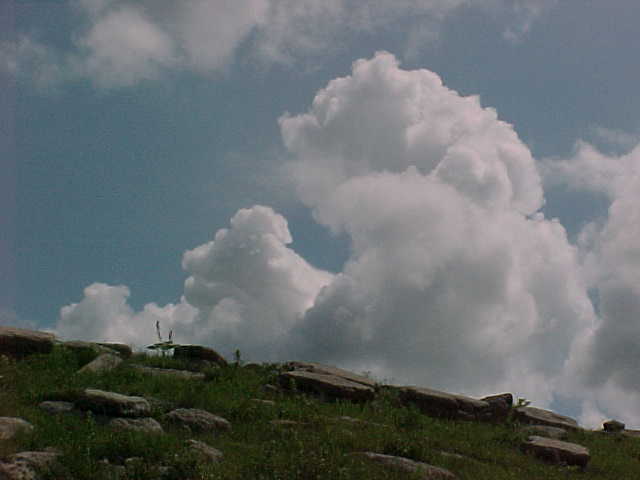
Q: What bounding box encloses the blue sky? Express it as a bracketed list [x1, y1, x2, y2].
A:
[3, 0, 640, 428]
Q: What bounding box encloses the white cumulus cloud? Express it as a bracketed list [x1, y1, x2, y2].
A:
[278, 52, 594, 406]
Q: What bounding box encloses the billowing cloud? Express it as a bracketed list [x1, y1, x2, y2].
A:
[547, 142, 640, 426]
[75, 5, 177, 87]
[56, 206, 333, 360]
[181, 205, 333, 360]
[56, 283, 197, 347]
[278, 52, 594, 406]
[8, 0, 557, 88]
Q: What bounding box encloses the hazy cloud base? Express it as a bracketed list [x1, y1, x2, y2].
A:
[52, 52, 640, 429]
[4, 0, 556, 88]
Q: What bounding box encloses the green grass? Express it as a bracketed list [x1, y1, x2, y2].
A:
[2, 347, 640, 479]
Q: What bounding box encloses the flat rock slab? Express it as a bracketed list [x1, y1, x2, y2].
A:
[0, 449, 60, 480]
[76, 389, 151, 417]
[38, 401, 75, 415]
[350, 452, 457, 479]
[514, 407, 580, 431]
[0, 326, 55, 359]
[0, 417, 34, 440]
[398, 386, 494, 421]
[521, 425, 568, 440]
[97, 342, 132, 358]
[173, 345, 228, 366]
[186, 439, 223, 463]
[165, 408, 231, 433]
[286, 361, 377, 388]
[279, 370, 375, 402]
[109, 417, 164, 434]
[522, 436, 590, 467]
[60, 341, 120, 357]
[130, 364, 206, 380]
[77, 353, 123, 374]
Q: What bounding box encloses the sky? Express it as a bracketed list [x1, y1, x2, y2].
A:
[3, 0, 640, 429]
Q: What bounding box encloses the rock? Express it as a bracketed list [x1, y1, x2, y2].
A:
[521, 425, 568, 440]
[173, 345, 228, 366]
[603, 419, 625, 432]
[327, 416, 388, 429]
[0, 326, 55, 360]
[262, 384, 280, 394]
[350, 452, 457, 479]
[164, 408, 231, 433]
[286, 361, 377, 388]
[129, 364, 205, 380]
[97, 343, 132, 358]
[38, 401, 75, 415]
[397, 386, 497, 421]
[0, 449, 60, 480]
[59, 341, 120, 358]
[269, 419, 306, 427]
[480, 393, 512, 421]
[279, 370, 375, 402]
[77, 353, 123, 374]
[108, 417, 164, 434]
[522, 435, 590, 467]
[0, 417, 34, 440]
[185, 439, 223, 463]
[76, 389, 151, 417]
[513, 406, 580, 431]
[250, 399, 276, 407]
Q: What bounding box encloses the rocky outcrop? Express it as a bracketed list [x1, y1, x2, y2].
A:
[108, 417, 164, 434]
[350, 452, 457, 479]
[521, 435, 590, 467]
[0, 327, 55, 359]
[77, 353, 123, 374]
[164, 408, 231, 434]
[513, 406, 580, 431]
[0, 417, 34, 441]
[521, 425, 568, 440]
[279, 370, 375, 402]
[0, 449, 60, 480]
[172, 345, 228, 367]
[129, 364, 206, 380]
[285, 361, 378, 388]
[185, 439, 223, 463]
[75, 389, 151, 417]
[397, 386, 504, 422]
[97, 342, 132, 358]
[603, 419, 625, 432]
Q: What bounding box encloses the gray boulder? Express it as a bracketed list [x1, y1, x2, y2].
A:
[130, 364, 205, 380]
[77, 353, 123, 374]
[59, 340, 120, 358]
[603, 419, 625, 432]
[108, 417, 164, 434]
[0, 449, 60, 480]
[97, 342, 132, 358]
[521, 425, 568, 440]
[521, 435, 590, 467]
[279, 370, 375, 402]
[397, 386, 497, 421]
[75, 389, 151, 417]
[286, 361, 378, 388]
[38, 401, 75, 415]
[0, 417, 34, 440]
[0, 326, 55, 359]
[186, 439, 223, 463]
[164, 408, 231, 433]
[350, 452, 457, 479]
[173, 345, 228, 366]
[513, 406, 580, 431]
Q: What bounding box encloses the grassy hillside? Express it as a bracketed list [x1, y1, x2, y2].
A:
[1, 347, 639, 479]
